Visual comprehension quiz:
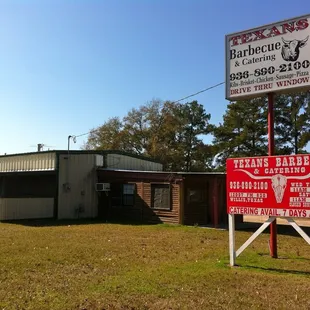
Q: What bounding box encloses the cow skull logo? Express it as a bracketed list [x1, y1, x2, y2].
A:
[271, 174, 287, 203]
[235, 169, 310, 203]
[281, 36, 309, 62]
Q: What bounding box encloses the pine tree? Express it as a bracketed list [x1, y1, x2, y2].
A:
[274, 92, 310, 154]
[213, 97, 267, 169]
[213, 92, 310, 170]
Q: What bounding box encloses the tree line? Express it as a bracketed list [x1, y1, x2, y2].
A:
[83, 92, 310, 171]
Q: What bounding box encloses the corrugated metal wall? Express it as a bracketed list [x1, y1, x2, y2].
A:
[106, 154, 163, 171]
[58, 154, 98, 219]
[0, 198, 54, 220]
[0, 153, 56, 172]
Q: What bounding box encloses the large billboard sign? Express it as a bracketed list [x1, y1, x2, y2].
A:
[227, 155, 310, 218]
[225, 14, 310, 100]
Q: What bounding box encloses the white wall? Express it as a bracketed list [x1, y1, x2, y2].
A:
[0, 198, 54, 220]
[57, 154, 98, 219]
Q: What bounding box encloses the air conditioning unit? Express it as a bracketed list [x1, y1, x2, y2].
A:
[96, 183, 111, 191]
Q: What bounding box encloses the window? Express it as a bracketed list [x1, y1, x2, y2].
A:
[110, 183, 135, 207]
[0, 173, 56, 198]
[151, 184, 171, 210]
[123, 184, 135, 194]
[123, 184, 135, 206]
[187, 189, 206, 204]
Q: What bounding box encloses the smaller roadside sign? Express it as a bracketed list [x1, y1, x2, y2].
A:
[227, 155, 310, 218]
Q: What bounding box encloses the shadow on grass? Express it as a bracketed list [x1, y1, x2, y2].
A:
[2, 219, 310, 239]
[199, 222, 310, 239]
[235, 222, 310, 238]
[242, 264, 310, 276]
[0, 218, 156, 227]
[254, 253, 310, 262]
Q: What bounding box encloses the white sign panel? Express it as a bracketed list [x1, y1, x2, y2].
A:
[226, 14, 310, 100]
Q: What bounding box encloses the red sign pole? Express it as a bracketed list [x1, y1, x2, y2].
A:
[268, 92, 277, 258]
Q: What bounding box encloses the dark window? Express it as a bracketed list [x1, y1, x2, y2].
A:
[0, 173, 56, 198]
[123, 184, 135, 206]
[151, 184, 171, 210]
[0, 176, 4, 196]
[187, 189, 207, 204]
[111, 183, 135, 207]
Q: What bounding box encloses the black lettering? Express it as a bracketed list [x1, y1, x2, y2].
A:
[230, 49, 236, 60]
[230, 42, 282, 60]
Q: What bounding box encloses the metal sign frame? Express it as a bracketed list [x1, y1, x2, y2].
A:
[229, 214, 310, 266]
[226, 13, 310, 264]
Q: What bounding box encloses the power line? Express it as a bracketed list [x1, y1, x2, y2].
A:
[71, 81, 225, 139]
[173, 81, 225, 104]
[75, 131, 95, 138]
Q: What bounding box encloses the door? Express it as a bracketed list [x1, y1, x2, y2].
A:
[98, 191, 110, 221]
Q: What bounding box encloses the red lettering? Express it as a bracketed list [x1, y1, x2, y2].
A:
[276, 77, 309, 87]
[282, 22, 296, 33]
[289, 209, 307, 217]
[252, 29, 267, 41]
[267, 26, 282, 37]
[230, 87, 251, 95]
[296, 18, 309, 30]
[229, 18, 309, 46]
[230, 36, 241, 46]
[254, 83, 273, 91]
[240, 33, 253, 44]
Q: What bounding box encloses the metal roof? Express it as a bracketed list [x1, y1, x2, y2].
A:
[99, 168, 226, 175]
[0, 150, 162, 164]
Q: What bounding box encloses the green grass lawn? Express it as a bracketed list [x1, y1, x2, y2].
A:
[0, 220, 310, 310]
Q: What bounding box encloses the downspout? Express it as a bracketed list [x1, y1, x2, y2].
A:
[54, 153, 60, 219]
[66, 135, 76, 190]
[178, 177, 185, 225]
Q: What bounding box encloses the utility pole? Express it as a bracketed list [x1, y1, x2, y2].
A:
[268, 93, 277, 258]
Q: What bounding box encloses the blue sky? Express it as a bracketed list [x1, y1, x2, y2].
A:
[1, 0, 309, 154]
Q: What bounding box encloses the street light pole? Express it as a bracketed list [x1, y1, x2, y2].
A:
[67, 135, 77, 156]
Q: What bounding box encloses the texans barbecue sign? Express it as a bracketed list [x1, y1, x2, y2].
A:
[225, 14, 310, 100]
[227, 155, 310, 218]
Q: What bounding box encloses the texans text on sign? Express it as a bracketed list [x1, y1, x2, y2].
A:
[225, 14, 310, 100]
[226, 154, 310, 218]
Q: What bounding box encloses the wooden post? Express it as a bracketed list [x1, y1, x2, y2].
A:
[179, 179, 185, 225]
[229, 214, 236, 266]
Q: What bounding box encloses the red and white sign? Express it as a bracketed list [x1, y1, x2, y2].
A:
[227, 155, 310, 218]
[225, 14, 310, 100]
